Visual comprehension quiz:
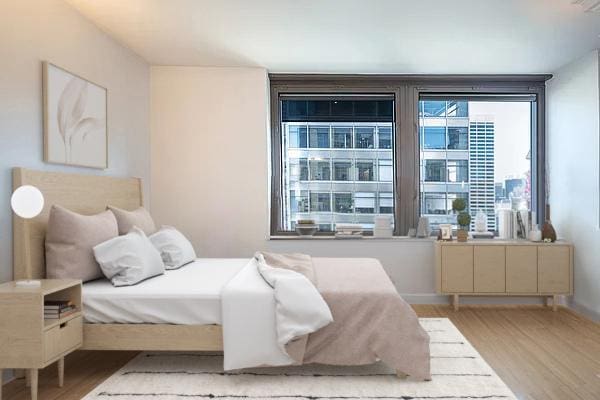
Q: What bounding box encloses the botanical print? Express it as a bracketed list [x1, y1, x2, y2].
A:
[44, 62, 107, 168]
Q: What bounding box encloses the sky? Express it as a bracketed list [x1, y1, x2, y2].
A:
[468, 102, 531, 183]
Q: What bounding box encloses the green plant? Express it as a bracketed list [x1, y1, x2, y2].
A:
[457, 211, 471, 229]
[452, 198, 467, 212]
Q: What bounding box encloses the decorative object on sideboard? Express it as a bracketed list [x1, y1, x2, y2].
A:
[529, 224, 542, 242]
[407, 228, 417, 238]
[373, 215, 393, 238]
[416, 216, 431, 238]
[439, 224, 453, 241]
[474, 209, 487, 233]
[335, 223, 363, 239]
[11, 185, 45, 287]
[541, 205, 557, 242]
[43, 61, 108, 169]
[295, 219, 318, 237]
[452, 198, 470, 242]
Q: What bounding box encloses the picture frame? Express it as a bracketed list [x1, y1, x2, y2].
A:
[43, 61, 108, 169]
[439, 224, 453, 241]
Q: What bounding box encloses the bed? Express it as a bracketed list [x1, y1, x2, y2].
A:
[12, 167, 430, 379]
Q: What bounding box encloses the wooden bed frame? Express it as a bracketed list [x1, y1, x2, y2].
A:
[12, 167, 223, 352]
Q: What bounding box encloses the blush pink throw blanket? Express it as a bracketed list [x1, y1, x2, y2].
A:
[260, 253, 431, 380]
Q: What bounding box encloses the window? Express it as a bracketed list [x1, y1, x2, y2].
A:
[355, 127, 375, 149]
[277, 96, 395, 233]
[309, 126, 330, 148]
[309, 159, 331, 181]
[355, 192, 375, 214]
[419, 97, 535, 232]
[447, 127, 468, 150]
[333, 160, 352, 181]
[423, 127, 446, 149]
[333, 193, 353, 213]
[333, 126, 353, 148]
[424, 160, 446, 182]
[356, 160, 374, 181]
[378, 126, 392, 149]
[271, 76, 544, 236]
[310, 192, 331, 212]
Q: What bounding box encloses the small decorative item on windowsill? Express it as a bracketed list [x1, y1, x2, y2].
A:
[452, 198, 471, 242]
[295, 219, 318, 237]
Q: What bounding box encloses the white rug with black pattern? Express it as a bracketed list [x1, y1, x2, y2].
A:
[83, 318, 516, 400]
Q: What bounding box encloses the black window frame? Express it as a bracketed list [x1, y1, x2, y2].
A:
[270, 74, 550, 236]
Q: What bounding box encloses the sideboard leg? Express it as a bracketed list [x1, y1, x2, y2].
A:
[30, 369, 38, 400]
[58, 357, 64, 387]
[25, 369, 30, 387]
[553, 295, 559, 312]
[1, 368, 3, 400]
[452, 294, 460, 311]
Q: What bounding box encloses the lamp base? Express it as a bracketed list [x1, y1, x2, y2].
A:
[15, 279, 42, 288]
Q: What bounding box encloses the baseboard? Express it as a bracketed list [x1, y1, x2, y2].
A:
[567, 299, 600, 322]
[402, 293, 546, 305]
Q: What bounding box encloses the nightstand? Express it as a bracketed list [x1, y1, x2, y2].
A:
[0, 279, 83, 400]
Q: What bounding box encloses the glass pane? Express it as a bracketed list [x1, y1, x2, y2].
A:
[423, 127, 446, 149]
[420, 101, 446, 117]
[356, 160, 374, 181]
[332, 126, 352, 148]
[309, 126, 330, 148]
[333, 161, 352, 181]
[290, 190, 309, 213]
[447, 127, 468, 150]
[424, 160, 446, 182]
[446, 101, 468, 117]
[448, 160, 468, 183]
[419, 99, 533, 233]
[310, 192, 331, 212]
[355, 127, 375, 149]
[355, 192, 375, 214]
[288, 125, 308, 148]
[309, 159, 330, 180]
[378, 126, 392, 149]
[378, 159, 393, 182]
[333, 193, 353, 213]
[379, 192, 393, 214]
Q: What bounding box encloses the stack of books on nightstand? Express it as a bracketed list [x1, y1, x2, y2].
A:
[44, 300, 78, 320]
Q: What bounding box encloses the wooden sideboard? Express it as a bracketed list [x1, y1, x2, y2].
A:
[434, 240, 573, 311]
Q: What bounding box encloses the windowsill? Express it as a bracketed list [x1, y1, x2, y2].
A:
[269, 235, 436, 241]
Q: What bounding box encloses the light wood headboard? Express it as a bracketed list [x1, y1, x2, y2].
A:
[12, 168, 143, 280]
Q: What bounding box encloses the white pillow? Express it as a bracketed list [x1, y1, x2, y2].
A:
[93, 227, 165, 286]
[149, 226, 197, 270]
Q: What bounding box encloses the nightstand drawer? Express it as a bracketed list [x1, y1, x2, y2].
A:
[44, 316, 83, 362]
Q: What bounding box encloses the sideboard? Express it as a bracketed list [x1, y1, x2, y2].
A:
[434, 240, 573, 311]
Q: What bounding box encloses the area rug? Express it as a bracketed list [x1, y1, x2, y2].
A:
[83, 318, 516, 400]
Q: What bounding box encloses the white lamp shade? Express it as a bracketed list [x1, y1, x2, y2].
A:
[11, 185, 44, 219]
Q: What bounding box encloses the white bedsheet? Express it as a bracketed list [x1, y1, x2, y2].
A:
[83, 258, 248, 324]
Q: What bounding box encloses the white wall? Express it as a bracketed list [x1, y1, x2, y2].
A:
[150, 66, 441, 298]
[547, 50, 600, 319]
[0, 1, 150, 383]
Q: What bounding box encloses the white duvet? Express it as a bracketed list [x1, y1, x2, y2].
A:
[221, 254, 333, 370]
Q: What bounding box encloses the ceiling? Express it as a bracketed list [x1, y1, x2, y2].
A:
[65, 0, 600, 74]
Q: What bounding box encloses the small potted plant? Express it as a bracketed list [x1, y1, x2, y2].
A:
[452, 198, 471, 242]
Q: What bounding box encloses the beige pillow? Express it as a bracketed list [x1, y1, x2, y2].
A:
[46, 205, 118, 282]
[108, 206, 156, 236]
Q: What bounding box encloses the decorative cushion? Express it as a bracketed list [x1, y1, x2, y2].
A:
[45, 205, 118, 282]
[149, 226, 197, 269]
[93, 227, 165, 286]
[108, 205, 156, 236]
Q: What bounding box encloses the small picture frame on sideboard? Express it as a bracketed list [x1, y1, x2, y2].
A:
[439, 224, 453, 241]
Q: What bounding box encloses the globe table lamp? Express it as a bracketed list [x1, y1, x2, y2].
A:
[11, 185, 44, 287]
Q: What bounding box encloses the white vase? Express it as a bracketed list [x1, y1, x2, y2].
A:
[529, 224, 542, 242]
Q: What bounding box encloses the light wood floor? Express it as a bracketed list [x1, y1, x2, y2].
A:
[2, 305, 599, 400]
